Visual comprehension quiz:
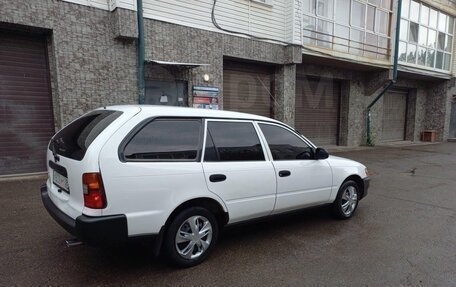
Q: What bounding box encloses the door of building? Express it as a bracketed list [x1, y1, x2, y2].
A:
[295, 77, 341, 146]
[223, 61, 274, 117]
[0, 32, 55, 176]
[449, 95, 456, 139]
[381, 90, 408, 142]
[145, 80, 187, 106]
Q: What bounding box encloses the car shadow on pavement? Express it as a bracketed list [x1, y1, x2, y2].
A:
[91, 204, 334, 269]
[221, 205, 333, 240]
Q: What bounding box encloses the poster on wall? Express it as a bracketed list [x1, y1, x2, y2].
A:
[192, 86, 219, 110]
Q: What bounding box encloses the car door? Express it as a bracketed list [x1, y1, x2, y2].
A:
[99, 117, 211, 235]
[201, 119, 276, 223]
[257, 122, 333, 214]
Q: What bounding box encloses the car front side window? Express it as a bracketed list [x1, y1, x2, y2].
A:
[204, 121, 265, 162]
[259, 123, 314, 160]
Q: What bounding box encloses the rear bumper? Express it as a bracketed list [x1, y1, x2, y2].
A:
[362, 177, 370, 199]
[40, 184, 128, 243]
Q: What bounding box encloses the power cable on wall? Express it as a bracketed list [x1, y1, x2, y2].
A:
[211, 0, 392, 69]
[211, 0, 290, 45]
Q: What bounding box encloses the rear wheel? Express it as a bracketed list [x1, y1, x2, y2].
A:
[332, 180, 359, 219]
[163, 207, 218, 267]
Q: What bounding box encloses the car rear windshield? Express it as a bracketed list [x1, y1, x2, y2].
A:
[50, 110, 122, 161]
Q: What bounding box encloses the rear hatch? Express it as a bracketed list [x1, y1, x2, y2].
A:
[46, 106, 140, 219]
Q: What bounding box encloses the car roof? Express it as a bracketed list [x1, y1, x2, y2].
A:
[102, 105, 282, 123]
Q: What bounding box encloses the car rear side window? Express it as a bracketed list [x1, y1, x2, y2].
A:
[51, 110, 122, 161]
[123, 119, 202, 161]
[205, 121, 264, 162]
[259, 123, 314, 160]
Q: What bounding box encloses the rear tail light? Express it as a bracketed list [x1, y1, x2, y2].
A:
[82, 173, 106, 209]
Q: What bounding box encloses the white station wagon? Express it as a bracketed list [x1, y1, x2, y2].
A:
[41, 105, 369, 267]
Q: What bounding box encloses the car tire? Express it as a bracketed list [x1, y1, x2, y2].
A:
[163, 207, 219, 267]
[331, 180, 360, 219]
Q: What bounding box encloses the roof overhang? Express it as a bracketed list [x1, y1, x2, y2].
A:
[145, 60, 209, 69]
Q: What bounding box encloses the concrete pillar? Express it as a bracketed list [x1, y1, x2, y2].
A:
[274, 64, 296, 127]
[346, 79, 367, 146]
[445, 78, 456, 140]
[425, 80, 454, 141]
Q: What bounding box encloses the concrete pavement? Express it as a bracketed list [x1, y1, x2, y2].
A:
[1, 143, 455, 286]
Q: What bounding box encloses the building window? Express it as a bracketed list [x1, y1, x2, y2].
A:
[399, 0, 454, 72]
[317, 0, 334, 18]
[251, 0, 273, 5]
[302, 0, 392, 59]
[145, 80, 187, 106]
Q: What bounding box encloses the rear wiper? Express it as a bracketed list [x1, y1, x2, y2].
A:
[53, 138, 67, 151]
[51, 138, 61, 161]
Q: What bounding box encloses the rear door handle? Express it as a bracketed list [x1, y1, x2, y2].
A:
[209, 174, 227, 182]
[278, 170, 291, 177]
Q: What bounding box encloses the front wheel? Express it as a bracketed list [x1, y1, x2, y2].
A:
[331, 180, 359, 219]
[163, 207, 219, 267]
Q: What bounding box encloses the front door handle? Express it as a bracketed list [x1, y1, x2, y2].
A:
[209, 174, 227, 182]
[278, 170, 291, 177]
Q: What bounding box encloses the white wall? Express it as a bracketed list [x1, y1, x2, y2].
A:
[109, 0, 137, 10]
[292, 0, 302, 44]
[61, 0, 301, 44]
[64, 0, 110, 10]
[112, 0, 292, 43]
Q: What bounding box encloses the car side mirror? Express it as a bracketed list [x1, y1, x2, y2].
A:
[315, 148, 329, 160]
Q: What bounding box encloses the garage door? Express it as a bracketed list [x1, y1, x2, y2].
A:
[223, 62, 274, 117]
[450, 96, 456, 139]
[0, 33, 55, 176]
[381, 90, 408, 142]
[295, 77, 341, 146]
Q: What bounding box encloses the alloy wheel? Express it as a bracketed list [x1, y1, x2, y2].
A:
[175, 215, 213, 259]
[341, 185, 358, 216]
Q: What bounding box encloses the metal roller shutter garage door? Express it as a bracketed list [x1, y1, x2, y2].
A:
[223, 62, 273, 117]
[0, 33, 55, 176]
[381, 90, 408, 142]
[450, 96, 456, 139]
[295, 77, 341, 146]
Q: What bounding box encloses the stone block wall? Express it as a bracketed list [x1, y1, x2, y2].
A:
[1, 1, 298, 129]
[1, 0, 453, 145]
[0, 0, 138, 129]
[143, 19, 299, 117]
[425, 80, 452, 141]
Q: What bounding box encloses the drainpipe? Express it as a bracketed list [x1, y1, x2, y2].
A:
[366, 0, 402, 146]
[137, 0, 145, 104]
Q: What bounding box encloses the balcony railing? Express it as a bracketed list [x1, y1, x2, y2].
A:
[303, 28, 391, 60]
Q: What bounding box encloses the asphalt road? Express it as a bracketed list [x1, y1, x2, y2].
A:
[1, 143, 455, 286]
